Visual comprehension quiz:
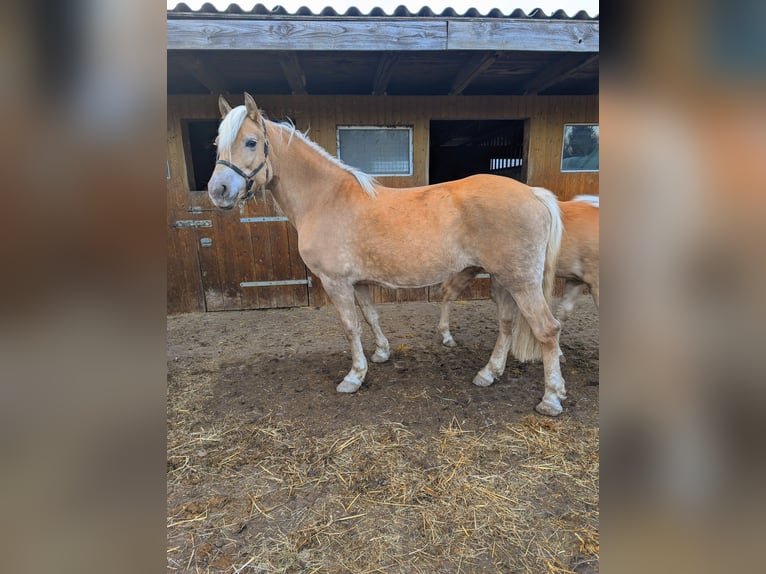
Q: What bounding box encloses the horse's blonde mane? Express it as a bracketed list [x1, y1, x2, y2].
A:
[272, 122, 378, 198]
[216, 105, 377, 198]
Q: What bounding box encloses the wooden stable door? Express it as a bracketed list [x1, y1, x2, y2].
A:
[182, 192, 310, 311]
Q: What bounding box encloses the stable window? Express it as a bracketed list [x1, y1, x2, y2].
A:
[337, 126, 413, 176]
[561, 124, 599, 172]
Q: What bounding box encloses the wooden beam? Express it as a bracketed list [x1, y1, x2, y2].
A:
[371, 53, 398, 95]
[448, 20, 599, 52]
[177, 55, 230, 94]
[167, 19, 447, 51]
[448, 52, 499, 96]
[522, 53, 598, 95]
[277, 52, 307, 95]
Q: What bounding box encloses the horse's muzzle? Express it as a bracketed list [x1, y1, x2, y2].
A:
[208, 174, 242, 209]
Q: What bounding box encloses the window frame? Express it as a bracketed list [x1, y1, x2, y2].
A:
[336, 125, 414, 177]
[560, 123, 600, 173]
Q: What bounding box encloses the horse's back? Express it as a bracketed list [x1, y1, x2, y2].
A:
[375, 173, 532, 205]
[445, 174, 534, 204]
[572, 194, 600, 208]
[561, 199, 599, 236]
[369, 174, 541, 236]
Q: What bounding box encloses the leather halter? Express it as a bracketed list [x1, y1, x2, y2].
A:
[215, 117, 270, 201]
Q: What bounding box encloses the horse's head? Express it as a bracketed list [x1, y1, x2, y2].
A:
[208, 93, 273, 209]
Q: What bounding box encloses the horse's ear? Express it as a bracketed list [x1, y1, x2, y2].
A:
[218, 95, 232, 118]
[244, 92, 261, 122]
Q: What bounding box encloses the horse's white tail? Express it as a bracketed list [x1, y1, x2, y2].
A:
[572, 194, 600, 208]
[511, 187, 563, 361]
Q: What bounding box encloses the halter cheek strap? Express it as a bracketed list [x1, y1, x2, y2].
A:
[215, 118, 270, 199]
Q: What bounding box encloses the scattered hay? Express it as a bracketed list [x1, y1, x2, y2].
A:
[168, 412, 598, 572]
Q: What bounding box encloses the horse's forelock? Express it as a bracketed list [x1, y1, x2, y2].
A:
[216, 106, 248, 156]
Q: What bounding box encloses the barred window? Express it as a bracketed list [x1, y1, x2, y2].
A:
[337, 126, 413, 176]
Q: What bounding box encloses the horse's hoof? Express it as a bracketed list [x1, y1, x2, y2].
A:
[371, 349, 390, 363]
[442, 337, 457, 348]
[472, 369, 494, 387]
[535, 397, 563, 417]
[337, 379, 361, 393]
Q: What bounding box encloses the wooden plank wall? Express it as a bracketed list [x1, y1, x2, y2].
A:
[168, 94, 598, 313]
[167, 101, 205, 314]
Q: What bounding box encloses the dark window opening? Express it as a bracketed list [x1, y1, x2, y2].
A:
[182, 119, 219, 191]
[429, 120, 526, 185]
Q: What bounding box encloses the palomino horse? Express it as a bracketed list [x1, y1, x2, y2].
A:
[438, 195, 599, 349]
[207, 93, 568, 416]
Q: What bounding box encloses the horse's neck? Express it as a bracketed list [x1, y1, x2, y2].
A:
[268, 127, 352, 226]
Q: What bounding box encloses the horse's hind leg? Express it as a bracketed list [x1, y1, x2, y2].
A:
[354, 284, 390, 363]
[473, 277, 518, 387]
[321, 278, 368, 392]
[558, 280, 585, 322]
[439, 267, 481, 347]
[508, 286, 567, 417]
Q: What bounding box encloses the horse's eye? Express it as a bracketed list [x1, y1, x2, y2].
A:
[245, 139, 257, 149]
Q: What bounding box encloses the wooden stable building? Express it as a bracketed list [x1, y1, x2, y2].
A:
[167, 4, 599, 313]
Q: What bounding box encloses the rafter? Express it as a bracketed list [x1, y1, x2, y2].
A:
[448, 52, 499, 96]
[522, 53, 598, 95]
[177, 55, 230, 94]
[372, 53, 399, 95]
[277, 52, 307, 95]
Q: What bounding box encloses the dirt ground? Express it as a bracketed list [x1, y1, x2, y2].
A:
[167, 296, 599, 573]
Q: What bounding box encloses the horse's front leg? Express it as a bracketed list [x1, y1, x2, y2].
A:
[354, 284, 390, 363]
[321, 278, 368, 392]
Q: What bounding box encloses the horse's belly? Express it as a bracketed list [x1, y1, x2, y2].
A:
[360, 253, 472, 289]
[364, 272, 452, 289]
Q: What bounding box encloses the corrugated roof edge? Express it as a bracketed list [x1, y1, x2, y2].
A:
[168, 3, 598, 20]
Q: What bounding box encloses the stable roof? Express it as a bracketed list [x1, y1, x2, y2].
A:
[167, 4, 599, 96]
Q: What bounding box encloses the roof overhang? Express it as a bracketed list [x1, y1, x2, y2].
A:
[167, 9, 599, 96]
[168, 17, 598, 52]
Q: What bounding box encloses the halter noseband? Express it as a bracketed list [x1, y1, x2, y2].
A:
[215, 117, 270, 200]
